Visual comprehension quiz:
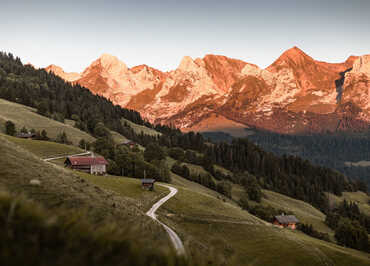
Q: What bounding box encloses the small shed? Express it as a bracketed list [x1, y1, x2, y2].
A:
[273, 214, 299, 229]
[141, 178, 155, 191]
[16, 132, 36, 139]
[64, 156, 108, 175]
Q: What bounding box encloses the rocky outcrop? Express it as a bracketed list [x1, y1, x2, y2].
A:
[341, 55, 370, 122]
[45, 64, 81, 82]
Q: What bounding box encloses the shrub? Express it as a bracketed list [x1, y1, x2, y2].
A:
[144, 143, 166, 162]
[5, 120, 16, 136]
[169, 147, 185, 161]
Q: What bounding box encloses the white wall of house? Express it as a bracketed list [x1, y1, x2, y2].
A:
[91, 164, 106, 175]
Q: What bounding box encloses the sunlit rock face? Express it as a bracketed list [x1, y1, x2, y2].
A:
[45, 48, 369, 134]
[45, 64, 81, 82]
[342, 55, 370, 122]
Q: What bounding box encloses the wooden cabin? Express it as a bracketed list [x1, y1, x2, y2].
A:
[16, 132, 36, 139]
[64, 156, 108, 175]
[141, 178, 155, 191]
[273, 214, 299, 229]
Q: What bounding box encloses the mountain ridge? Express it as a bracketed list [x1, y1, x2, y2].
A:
[45, 47, 369, 134]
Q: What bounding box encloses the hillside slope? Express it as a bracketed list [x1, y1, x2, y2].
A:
[0, 134, 171, 250]
[160, 175, 370, 266]
[0, 99, 95, 145]
[2, 132, 369, 265]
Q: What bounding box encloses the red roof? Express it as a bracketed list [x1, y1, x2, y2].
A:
[66, 156, 108, 166]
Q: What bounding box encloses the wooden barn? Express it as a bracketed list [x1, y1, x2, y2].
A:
[141, 178, 155, 191]
[273, 214, 299, 229]
[64, 156, 108, 175]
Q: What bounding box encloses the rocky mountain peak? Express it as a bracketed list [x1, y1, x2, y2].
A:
[177, 56, 199, 72]
[45, 64, 81, 82]
[268, 46, 314, 70]
[44, 49, 370, 134]
[45, 64, 65, 74]
[88, 53, 128, 76]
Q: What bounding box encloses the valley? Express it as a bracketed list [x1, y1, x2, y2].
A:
[1, 133, 369, 265]
[2, 1, 370, 265]
[0, 51, 369, 265]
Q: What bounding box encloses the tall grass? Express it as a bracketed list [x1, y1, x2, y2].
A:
[0, 191, 208, 266]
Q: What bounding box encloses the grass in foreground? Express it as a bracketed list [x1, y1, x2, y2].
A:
[0, 135, 171, 251]
[0, 190, 204, 266]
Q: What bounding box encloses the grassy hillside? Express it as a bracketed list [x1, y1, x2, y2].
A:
[76, 172, 168, 211]
[121, 117, 162, 136]
[159, 179, 370, 266]
[2, 133, 83, 158]
[0, 99, 95, 145]
[0, 190, 200, 266]
[0, 135, 171, 251]
[1, 129, 369, 265]
[328, 191, 370, 216]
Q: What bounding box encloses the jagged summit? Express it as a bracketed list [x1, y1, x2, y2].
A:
[45, 64, 81, 82]
[268, 46, 314, 69]
[90, 53, 128, 74]
[177, 56, 199, 71]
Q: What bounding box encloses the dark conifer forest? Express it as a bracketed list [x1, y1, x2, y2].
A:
[246, 131, 370, 189]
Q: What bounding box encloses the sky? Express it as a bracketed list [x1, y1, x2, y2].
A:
[1, 0, 370, 72]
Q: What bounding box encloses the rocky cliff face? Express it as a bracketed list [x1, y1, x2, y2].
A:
[341, 55, 370, 123]
[45, 48, 369, 134]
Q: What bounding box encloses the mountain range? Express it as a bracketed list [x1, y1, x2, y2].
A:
[45, 47, 370, 135]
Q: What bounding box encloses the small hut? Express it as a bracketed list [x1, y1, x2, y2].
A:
[141, 179, 155, 191]
[64, 156, 108, 175]
[273, 214, 299, 229]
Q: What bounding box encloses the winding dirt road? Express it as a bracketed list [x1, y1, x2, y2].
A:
[146, 184, 185, 256]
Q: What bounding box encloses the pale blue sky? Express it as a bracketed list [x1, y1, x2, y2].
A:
[1, 0, 369, 72]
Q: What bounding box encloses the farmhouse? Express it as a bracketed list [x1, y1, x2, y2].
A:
[64, 156, 108, 175]
[141, 178, 155, 191]
[273, 214, 299, 229]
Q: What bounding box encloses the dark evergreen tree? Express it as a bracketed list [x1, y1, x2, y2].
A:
[5, 120, 16, 136]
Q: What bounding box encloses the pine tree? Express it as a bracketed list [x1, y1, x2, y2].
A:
[5, 121, 16, 136]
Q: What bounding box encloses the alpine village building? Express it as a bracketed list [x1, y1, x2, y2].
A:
[273, 214, 299, 229]
[141, 179, 156, 191]
[64, 156, 108, 175]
